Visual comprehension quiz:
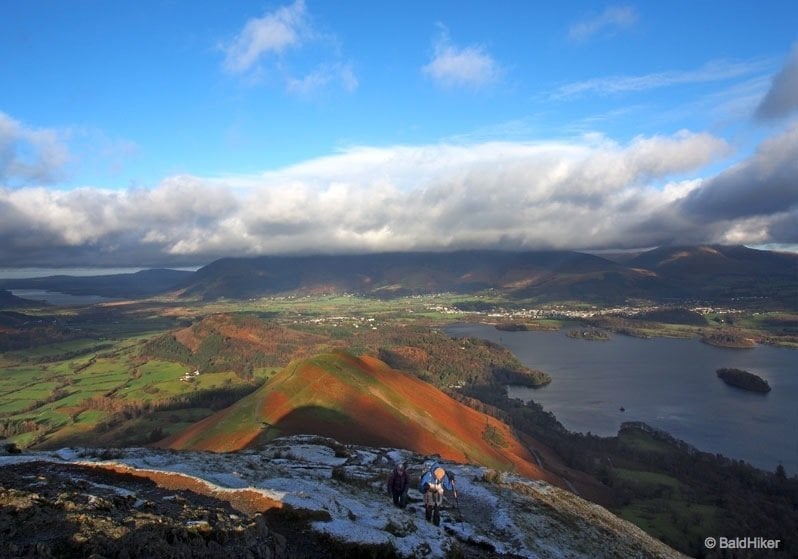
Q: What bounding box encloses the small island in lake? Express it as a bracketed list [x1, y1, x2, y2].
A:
[716, 368, 771, 393]
[566, 328, 610, 341]
[495, 323, 532, 331]
[495, 322, 558, 332]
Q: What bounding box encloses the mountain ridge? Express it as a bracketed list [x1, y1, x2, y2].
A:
[2, 245, 795, 308]
[161, 351, 552, 482]
[172, 245, 798, 307]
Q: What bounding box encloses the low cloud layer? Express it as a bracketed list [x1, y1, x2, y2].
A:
[5, 127, 796, 267]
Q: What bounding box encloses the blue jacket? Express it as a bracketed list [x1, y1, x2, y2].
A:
[419, 461, 454, 492]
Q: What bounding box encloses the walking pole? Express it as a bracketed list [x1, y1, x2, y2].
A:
[452, 480, 464, 528]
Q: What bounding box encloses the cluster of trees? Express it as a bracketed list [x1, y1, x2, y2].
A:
[366, 325, 549, 388]
[82, 382, 261, 417]
[143, 333, 272, 380]
[142, 314, 332, 380]
[85, 382, 262, 437]
[0, 419, 47, 438]
[701, 330, 756, 348]
[0, 325, 79, 353]
[586, 316, 654, 338]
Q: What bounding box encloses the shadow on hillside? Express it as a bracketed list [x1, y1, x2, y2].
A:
[260, 405, 399, 449]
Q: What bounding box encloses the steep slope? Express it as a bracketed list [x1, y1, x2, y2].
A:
[0, 440, 689, 558]
[162, 352, 547, 480]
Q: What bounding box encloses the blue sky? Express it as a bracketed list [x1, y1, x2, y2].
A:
[1, 1, 798, 266]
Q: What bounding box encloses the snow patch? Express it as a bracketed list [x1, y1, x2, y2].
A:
[0, 438, 685, 558]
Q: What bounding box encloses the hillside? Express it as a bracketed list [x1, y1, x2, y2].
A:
[0, 438, 687, 558]
[172, 246, 798, 308]
[0, 269, 193, 299]
[628, 244, 798, 306]
[0, 290, 41, 310]
[143, 313, 330, 377]
[175, 250, 665, 303]
[162, 351, 549, 481]
[3, 246, 796, 308]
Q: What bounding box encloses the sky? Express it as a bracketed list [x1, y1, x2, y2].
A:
[1, 1, 798, 268]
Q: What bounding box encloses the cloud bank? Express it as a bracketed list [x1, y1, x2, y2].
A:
[7, 126, 796, 267]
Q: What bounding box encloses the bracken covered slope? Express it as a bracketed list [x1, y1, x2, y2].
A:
[162, 352, 549, 481]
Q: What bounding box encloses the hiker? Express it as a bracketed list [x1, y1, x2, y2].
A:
[418, 461, 456, 526]
[387, 461, 409, 508]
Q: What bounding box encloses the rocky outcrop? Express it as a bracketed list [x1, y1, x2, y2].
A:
[0, 460, 287, 559]
[0, 437, 687, 558]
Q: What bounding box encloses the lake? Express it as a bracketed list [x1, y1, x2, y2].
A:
[9, 289, 118, 306]
[444, 323, 798, 475]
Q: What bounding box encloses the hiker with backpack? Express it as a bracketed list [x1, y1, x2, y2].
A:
[418, 461, 457, 526]
[387, 461, 409, 508]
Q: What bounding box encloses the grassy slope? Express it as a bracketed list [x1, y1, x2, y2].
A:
[162, 351, 550, 481]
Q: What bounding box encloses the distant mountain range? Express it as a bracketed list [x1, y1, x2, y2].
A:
[173, 245, 798, 307]
[0, 269, 193, 299]
[2, 245, 796, 308]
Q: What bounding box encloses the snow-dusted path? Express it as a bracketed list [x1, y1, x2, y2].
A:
[1, 436, 686, 558]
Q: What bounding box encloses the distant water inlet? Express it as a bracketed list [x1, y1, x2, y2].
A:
[10, 289, 117, 306]
[444, 323, 798, 475]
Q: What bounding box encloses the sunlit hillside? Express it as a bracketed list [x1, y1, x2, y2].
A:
[162, 351, 551, 481]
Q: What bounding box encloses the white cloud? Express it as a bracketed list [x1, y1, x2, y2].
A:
[222, 0, 309, 74]
[221, 0, 357, 96]
[421, 27, 501, 89]
[1, 130, 744, 266]
[756, 44, 798, 120]
[568, 5, 638, 43]
[554, 58, 771, 99]
[286, 62, 359, 96]
[0, 112, 70, 186]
